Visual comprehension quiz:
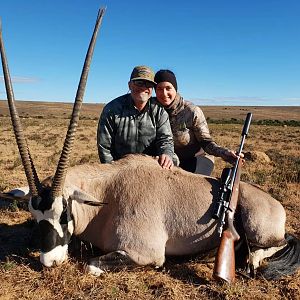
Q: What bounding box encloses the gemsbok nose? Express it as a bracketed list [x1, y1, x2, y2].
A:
[40, 244, 69, 267]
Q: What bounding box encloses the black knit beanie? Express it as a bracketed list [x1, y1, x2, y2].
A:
[154, 70, 178, 91]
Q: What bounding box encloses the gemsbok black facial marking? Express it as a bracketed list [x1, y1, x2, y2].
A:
[38, 198, 72, 253]
[31, 187, 52, 213]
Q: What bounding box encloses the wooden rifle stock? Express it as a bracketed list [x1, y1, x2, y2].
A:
[213, 159, 242, 283]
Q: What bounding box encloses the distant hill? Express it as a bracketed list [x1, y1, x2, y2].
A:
[0, 100, 299, 122]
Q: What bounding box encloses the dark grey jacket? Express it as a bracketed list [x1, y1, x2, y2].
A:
[97, 94, 175, 163]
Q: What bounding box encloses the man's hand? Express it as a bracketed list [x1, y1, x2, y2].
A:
[158, 154, 174, 169]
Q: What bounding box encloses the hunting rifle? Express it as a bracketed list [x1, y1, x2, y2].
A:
[212, 112, 252, 283]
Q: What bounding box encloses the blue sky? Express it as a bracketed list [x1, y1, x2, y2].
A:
[0, 0, 300, 106]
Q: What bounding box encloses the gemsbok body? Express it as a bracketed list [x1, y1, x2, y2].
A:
[0, 8, 299, 281]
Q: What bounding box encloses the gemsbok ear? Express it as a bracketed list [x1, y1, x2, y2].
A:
[70, 189, 107, 206]
[0, 191, 30, 202]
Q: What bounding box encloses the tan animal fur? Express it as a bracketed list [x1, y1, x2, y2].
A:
[59, 154, 286, 269]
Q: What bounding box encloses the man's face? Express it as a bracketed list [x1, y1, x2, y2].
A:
[128, 80, 155, 105]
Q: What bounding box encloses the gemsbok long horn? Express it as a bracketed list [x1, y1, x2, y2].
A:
[0, 19, 41, 196]
[51, 8, 106, 199]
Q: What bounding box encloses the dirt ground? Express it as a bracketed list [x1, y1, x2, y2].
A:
[0, 102, 299, 299]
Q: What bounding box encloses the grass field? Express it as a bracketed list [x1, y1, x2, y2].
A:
[0, 101, 299, 299]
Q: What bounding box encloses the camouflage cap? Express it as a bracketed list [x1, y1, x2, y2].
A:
[130, 65, 156, 84]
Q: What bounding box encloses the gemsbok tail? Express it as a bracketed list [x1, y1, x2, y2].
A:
[258, 234, 300, 279]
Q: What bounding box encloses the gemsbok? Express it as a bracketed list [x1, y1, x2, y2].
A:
[0, 8, 299, 281]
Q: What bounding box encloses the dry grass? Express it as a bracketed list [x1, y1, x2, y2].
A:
[0, 102, 299, 299]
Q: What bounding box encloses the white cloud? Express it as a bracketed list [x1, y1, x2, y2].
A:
[189, 96, 299, 106]
[0, 75, 39, 83]
[284, 98, 300, 105]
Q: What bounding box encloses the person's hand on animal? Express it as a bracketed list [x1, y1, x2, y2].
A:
[157, 154, 174, 169]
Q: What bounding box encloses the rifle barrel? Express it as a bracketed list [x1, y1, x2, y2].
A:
[242, 112, 252, 137]
[237, 113, 252, 155]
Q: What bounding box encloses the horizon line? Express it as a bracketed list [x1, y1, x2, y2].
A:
[0, 98, 299, 107]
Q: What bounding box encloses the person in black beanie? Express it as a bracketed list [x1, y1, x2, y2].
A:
[154, 69, 238, 175]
